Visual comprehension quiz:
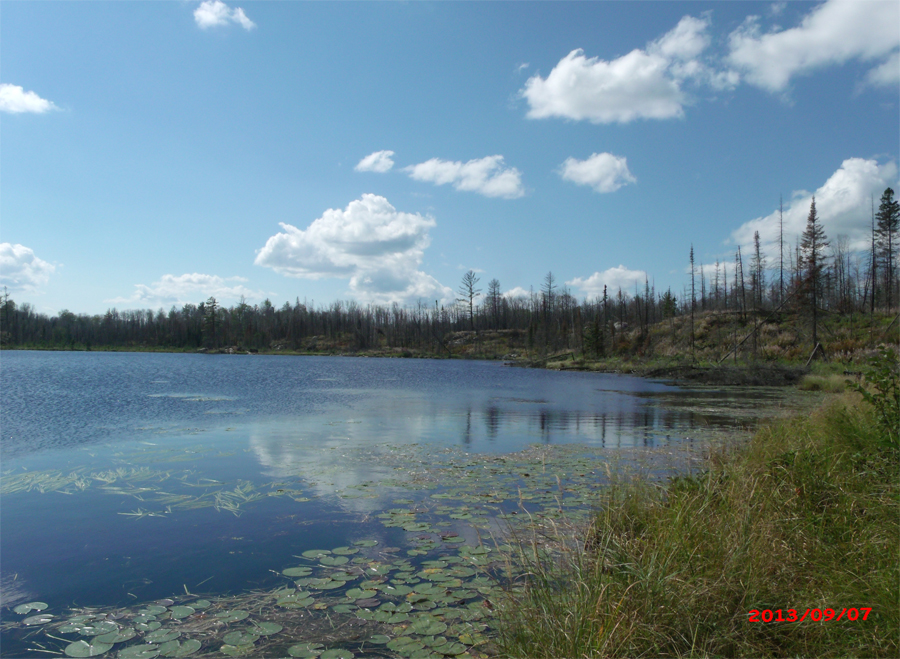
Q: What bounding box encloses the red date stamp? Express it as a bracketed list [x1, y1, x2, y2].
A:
[749, 608, 872, 623]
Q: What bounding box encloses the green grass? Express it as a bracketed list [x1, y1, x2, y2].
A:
[496, 393, 899, 658]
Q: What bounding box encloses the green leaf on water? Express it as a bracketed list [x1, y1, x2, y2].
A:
[319, 556, 349, 566]
[287, 642, 324, 658]
[13, 601, 48, 614]
[117, 643, 161, 659]
[367, 635, 391, 644]
[302, 549, 331, 558]
[190, 600, 211, 609]
[320, 650, 354, 659]
[169, 606, 194, 620]
[64, 640, 114, 658]
[145, 629, 181, 643]
[282, 567, 313, 577]
[330, 546, 359, 555]
[22, 614, 54, 625]
[214, 610, 249, 622]
[160, 639, 201, 657]
[140, 605, 168, 615]
[252, 622, 282, 635]
[219, 644, 252, 657]
[223, 631, 258, 646]
[352, 540, 377, 547]
[95, 628, 136, 644]
[135, 621, 161, 632]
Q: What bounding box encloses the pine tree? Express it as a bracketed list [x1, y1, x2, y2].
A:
[800, 197, 829, 350]
[875, 187, 899, 309]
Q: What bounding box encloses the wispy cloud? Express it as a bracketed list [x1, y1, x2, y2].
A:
[107, 273, 262, 307]
[355, 150, 395, 173]
[0, 84, 58, 114]
[194, 0, 256, 30]
[404, 156, 524, 199]
[567, 265, 648, 297]
[559, 153, 636, 193]
[0, 243, 56, 292]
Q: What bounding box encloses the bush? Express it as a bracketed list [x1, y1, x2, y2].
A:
[848, 347, 899, 449]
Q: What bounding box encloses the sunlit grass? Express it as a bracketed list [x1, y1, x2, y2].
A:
[496, 393, 900, 658]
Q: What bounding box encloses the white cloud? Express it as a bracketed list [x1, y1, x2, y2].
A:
[727, 0, 900, 92]
[864, 51, 900, 89]
[520, 15, 728, 124]
[0, 243, 56, 292]
[503, 286, 531, 299]
[194, 0, 256, 30]
[567, 265, 648, 297]
[255, 194, 453, 306]
[559, 153, 636, 193]
[355, 150, 395, 173]
[107, 273, 262, 307]
[404, 156, 524, 199]
[0, 84, 58, 114]
[729, 157, 899, 258]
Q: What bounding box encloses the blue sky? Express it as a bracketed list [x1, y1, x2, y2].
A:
[2, 0, 898, 315]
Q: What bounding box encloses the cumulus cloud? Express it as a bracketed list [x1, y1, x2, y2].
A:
[107, 273, 262, 307]
[521, 15, 732, 124]
[0, 84, 58, 114]
[0, 243, 56, 292]
[567, 265, 648, 298]
[404, 156, 524, 199]
[559, 153, 636, 193]
[729, 158, 899, 258]
[255, 194, 453, 306]
[194, 0, 256, 30]
[727, 0, 900, 92]
[355, 150, 395, 173]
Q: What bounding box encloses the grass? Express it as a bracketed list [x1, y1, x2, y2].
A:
[495, 391, 899, 658]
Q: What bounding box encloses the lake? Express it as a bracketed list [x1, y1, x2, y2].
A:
[0, 351, 790, 658]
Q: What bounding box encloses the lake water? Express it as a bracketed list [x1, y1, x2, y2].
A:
[0, 351, 789, 658]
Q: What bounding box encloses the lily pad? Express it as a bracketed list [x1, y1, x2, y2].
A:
[282, 567, 313, 577]
[409, 619, 448, 636]
[352, 540, 378, 547]
[319, 556, 349, 566]
[169, 606, 194, 620]
[368, 634, 391, 644]
[64, 640, 114, 657]
[214, 610, 249, 622]
[287, 642, 324, 658]
[320, 650, 354, 659]
[252, 621, 282, 635]
[190, 600, 211, 609]
[219, 644, 252, 657]
[157, 639, 201, 657]
[23, 614, 54, 625]
[96, 628, 137, 644]
[140, 606, 167, 616]
[301, 549, 331, 558]
[13, 601, 48, 614]
[145, 629, 180, 643]
[135, 621, 162, 632]
[330, 546, 359, 555]
[223, 631, 259, 646]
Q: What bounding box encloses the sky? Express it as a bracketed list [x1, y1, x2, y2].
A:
[2, 0, 898, 315]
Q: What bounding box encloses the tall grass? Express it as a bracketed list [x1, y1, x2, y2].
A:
[496, 394, 899, 658]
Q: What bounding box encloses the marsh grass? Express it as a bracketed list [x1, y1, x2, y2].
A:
[496, 394, 899, 658]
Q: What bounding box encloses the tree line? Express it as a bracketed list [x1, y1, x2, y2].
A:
[2, 189, 897, 358]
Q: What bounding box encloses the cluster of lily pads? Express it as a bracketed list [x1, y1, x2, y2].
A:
[9, 530, 516, 658]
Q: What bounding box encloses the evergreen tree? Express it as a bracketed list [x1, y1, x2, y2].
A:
[876, 187, 899, 308]
[800, 197, 829, 350]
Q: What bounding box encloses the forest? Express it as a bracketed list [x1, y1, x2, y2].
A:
[2, 189, 898, 361]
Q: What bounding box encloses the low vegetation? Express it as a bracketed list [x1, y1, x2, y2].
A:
[495, 350, 899, 658]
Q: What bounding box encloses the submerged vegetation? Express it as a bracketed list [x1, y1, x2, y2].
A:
[495, 351, 900, 658]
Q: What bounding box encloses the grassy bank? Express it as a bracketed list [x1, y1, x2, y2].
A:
[495, 357, 899, 658]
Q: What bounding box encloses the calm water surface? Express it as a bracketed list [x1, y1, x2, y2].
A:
[0, 351, 786, 656]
